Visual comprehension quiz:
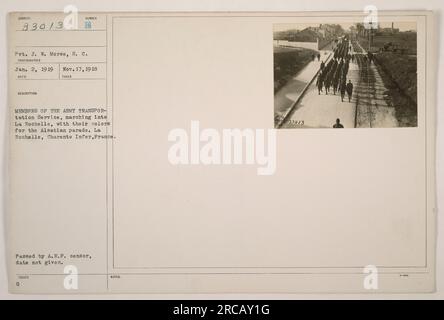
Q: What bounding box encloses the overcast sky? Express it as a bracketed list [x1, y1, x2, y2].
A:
[274, 22, 417, 32]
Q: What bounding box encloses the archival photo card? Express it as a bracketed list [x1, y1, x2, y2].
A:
[7, 11, 436, 294]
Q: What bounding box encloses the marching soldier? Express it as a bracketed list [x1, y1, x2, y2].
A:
[340, 80, 346, 102]
[332, 72, 339, 95]
[316, 73, 323, 95]
[324, 72, 332, 94]
[346, 80, 354, 102]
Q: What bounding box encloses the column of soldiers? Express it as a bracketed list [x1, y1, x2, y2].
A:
[316, 39, 354, 102]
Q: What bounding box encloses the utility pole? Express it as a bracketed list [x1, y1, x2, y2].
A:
[368, 21, 372, 52]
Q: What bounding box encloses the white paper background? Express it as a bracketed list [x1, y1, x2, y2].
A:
[0, 0, 442, 299]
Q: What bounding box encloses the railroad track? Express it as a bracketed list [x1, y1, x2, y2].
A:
[352, 40, 375, 128]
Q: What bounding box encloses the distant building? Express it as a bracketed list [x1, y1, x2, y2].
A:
[376, 27, 399, 35]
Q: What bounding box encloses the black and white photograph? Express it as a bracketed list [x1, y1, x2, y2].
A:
[274, 22, 418, 128]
